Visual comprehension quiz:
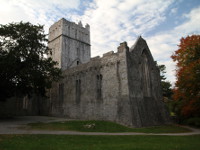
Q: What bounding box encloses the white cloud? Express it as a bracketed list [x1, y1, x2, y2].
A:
[75, 0, 175, 57]
[0, 0, 80, 33]
[147, 6, 200, 84]
[70, 0, 198, 84]
[175, 6, 200, 35]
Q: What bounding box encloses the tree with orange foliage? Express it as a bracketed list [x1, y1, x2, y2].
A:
[171, 35, 200, 118]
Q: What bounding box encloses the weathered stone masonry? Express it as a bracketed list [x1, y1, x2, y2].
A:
[47, 18, 170, 127]
[48, 18, 90, 70]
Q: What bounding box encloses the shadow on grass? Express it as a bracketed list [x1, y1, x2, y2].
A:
[26, 120, 191, 133]
[0, 134, 200, 150]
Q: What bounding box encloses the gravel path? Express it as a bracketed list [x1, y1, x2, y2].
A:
[0, 116, 200, 136]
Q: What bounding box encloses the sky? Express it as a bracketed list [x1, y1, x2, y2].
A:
[1, 0, 200, 85]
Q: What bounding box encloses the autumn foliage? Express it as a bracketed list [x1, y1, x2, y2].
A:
[171, 35, 200, 118]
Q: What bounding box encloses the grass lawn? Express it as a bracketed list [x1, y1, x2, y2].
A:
[26, 120, 191, 133]
[0, 134, 200, 150]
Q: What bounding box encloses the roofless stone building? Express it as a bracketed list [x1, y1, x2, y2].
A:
[47, 18, 170, 127]
[0, 18, 170, 127]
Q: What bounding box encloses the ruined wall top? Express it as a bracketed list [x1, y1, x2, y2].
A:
[48, 18, 90, 44]
[62, 41, 129, 76]
[117, 42, 129, 53]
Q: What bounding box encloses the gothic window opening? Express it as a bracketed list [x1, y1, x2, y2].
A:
[96, 74, 103, 99]
[77, 61, 79, 65]
[75, 29, 77, 38]
[141, 51, 151, 97]
[76, 79, 81, 104]
[77, 47, 80, 57]
[59, 83, 64, 105]
[23, 95, 29, 109]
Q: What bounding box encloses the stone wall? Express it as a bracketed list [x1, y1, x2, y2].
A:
[0, 36, 170, 127]
[0, 95, 47, 118]
[49, 42, 134, 126]
[127, 36, 170, 127]
[48, 38, 170, 127]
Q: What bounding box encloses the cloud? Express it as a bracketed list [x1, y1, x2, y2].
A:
[73, 0, 175, 57]
[0, 0, 81, 32]
[147, 6, 200, 84]
[175, 6, 200, 35]
[1, 0, 199, 84]
[72, 0, 199, 84]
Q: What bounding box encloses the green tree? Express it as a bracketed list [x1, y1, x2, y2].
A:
[0, 22, 62, 101]
[158, 64, 172, 98]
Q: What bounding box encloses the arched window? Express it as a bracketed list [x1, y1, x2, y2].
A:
[77, 48, 80, 56]
[23, 95, 29, 109]
[59, 83, 64, 104]
[76, 79, 81, 104]
[96, 74, 103, 99]
[141, 51, 151, 97]
[75, 29, 77, 38]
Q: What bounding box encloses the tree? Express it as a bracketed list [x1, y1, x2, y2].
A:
[0, 22, 62, 101]
[171, 35, 200, 118]
[158, 64, 172, 99]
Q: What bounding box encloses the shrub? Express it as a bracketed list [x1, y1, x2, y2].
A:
[185, 117, 200, 127]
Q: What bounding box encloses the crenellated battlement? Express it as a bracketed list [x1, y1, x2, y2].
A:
[61, 41, 130, 75]
[91, 41, 129, 60]
[49, 18, 90, 45]
[48, 18, 91, 70]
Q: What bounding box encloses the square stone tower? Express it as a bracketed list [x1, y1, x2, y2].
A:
[48, 18, 91, 70]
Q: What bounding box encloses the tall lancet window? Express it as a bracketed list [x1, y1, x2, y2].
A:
[141, 50, 151, 97]
[96, 74, 103, 99]
[76, 79, 81, 104]
[77, 48, 80, 57]
[59, 83, 64, 105]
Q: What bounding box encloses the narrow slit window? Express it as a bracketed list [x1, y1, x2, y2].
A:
[76, 79, 81, 104]
[97, 74, 103, 99]
[59, 83, 64, 105]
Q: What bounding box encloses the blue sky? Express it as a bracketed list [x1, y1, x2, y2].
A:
[1, 0, 200, 84]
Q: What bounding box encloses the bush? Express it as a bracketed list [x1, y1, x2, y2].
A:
[185, 117, 200, 127]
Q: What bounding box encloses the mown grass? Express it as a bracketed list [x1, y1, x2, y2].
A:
[0, 134, 200, 150]
[27, 120, 191, 133]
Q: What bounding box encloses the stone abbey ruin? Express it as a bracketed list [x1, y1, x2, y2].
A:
[0, 18, 170, 127]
